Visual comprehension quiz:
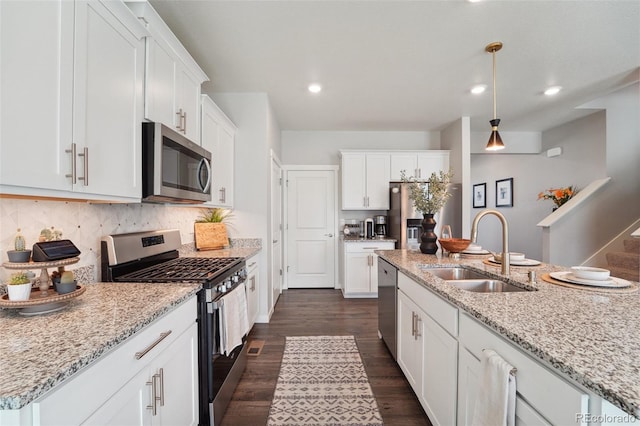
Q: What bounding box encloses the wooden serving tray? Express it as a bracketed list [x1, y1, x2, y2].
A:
[0, 285, 85, 311]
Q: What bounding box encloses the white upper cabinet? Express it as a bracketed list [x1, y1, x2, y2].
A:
[341, 151, 391, 210]
[390, 151, 450, 181]
[201, 95, 235, 208]
[127, 1, 208, 144]
[1, 0, 147, 201]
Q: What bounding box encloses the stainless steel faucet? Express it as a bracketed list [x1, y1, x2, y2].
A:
[470, 209, 510, 276]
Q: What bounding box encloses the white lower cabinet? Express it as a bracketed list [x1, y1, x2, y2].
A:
[457, 312, 589, 426]
[246, 254, 260, 329]
[343, 241, 394, 297]
[397, 272, 457, 426]
[30, 297, 198, 426]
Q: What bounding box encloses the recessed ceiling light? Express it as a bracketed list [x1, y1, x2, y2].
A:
[544, 86, 562, 96]
[308, 83, 322, 94]
[471, 84, 487, 95]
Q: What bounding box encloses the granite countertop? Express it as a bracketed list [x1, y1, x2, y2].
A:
[377, 249, 640, 418]
[0, 282, 201, 410]
[184, 247, 261, 259]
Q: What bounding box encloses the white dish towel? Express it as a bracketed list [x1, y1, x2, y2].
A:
[218, 282, 250, 356]
[471, 348, 517, 426]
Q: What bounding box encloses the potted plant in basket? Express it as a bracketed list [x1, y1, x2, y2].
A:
[194, 208, 233, 251]
[6, 272, 33, 301]
[401, 169, 454, 254]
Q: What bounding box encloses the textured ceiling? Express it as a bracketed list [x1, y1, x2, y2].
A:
[149, 0, 640, 133]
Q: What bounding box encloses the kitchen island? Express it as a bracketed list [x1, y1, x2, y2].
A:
[0, 282, 201, 416]
[378, 249, 640, 421]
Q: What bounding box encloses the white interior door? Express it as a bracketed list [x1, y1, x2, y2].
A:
[271, 156, 283, 310]
[286, 169, 336, 288]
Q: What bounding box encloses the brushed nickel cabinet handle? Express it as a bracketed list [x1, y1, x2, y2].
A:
[250, 276, 256, 291]
[146, 373, 160, 415]
[415, 315, 422, 339]
[159, 368, 165, 407]
[182, 111, 187, 134]
[65, 143, 77, 183]
[77, 147, 88, 185]
[135, 330, 172, 360]
[176, 108, 183, 131]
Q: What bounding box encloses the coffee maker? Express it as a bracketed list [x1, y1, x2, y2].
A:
[374, 215, 387, 238]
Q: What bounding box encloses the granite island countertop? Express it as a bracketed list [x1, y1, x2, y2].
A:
[0, 282, 201, 410]
[377, 249, 640, 419]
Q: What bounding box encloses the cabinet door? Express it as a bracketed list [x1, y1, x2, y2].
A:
[369, 253, 380, 294]
[345, 252, 373, 293]
[177, 66, 201, 143]
[417, 152, 449, 180]
[83, 366, 150, 426]
[422, 314, 458, 426]
[364, 153, 391, 210]
[0, 0, 74, 191]
[456, 347, 479, 426]
[154, 323, 198, 426]
[145, 38, 177, 130]
[246, 257, 259, 329]
[397, 290, 423, 393]
[217, 123, 235, 207]
[73, 0, 144, 198]
[341, 153, 366, 209]
[390, 153, 418, 181]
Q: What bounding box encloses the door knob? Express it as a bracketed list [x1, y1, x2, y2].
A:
[324, 233, 333, 237]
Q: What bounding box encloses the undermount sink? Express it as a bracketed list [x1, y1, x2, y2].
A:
[420, 267, 533, 293]
[424, 267, 488, 281]
[447, 279, 528, 293]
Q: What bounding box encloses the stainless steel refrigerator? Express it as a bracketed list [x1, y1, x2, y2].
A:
[388, 182, 462, 250]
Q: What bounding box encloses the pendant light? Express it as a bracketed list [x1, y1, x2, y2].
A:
[485, 41, 505, 151]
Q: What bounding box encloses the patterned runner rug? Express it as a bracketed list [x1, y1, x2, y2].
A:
[267, 335, 383, 426]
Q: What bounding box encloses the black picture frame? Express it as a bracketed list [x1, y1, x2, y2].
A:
[495, 178, 514, 207]
[472, 183, 486, 208]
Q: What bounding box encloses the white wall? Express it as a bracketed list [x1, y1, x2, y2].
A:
[211, 92, 280, 321]
[545, 82, 640, 266]
[441, 117, 471, 237]
[471, 110, 607, 261]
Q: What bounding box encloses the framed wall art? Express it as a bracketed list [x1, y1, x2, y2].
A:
[495, 178, 513, 207]
[473, 183, 486, 208]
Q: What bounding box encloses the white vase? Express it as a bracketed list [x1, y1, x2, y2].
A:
[7, 283, 32, 301]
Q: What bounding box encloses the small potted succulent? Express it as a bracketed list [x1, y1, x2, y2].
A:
[7, 228, 32, 263]
[56, 270, 77, 295]
[194, 208, 232, 250]
[6, 272, 33, 301]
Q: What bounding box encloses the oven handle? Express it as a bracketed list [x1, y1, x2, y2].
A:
[135, 331, 172, 360]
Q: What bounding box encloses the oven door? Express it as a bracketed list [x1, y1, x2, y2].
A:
[142, 122, 212, 203]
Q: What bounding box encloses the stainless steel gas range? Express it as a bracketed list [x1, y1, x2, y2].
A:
[101, 229, 249, 426]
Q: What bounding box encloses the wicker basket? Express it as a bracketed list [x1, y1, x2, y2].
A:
[439, 238, 471, 253]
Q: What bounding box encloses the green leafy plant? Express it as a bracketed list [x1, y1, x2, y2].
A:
[196, 208, 233, 223]
[401, 169, 454, 215]
[9, 272, 30, 285]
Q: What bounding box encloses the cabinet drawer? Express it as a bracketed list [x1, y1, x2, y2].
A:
[344, 241, 394, 253]
[34, 296, 197, 425]
[459, 313, 588, 426]
[398, 272, 458, 337]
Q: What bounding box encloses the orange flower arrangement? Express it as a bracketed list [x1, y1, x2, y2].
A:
[538, 186, 576, 208]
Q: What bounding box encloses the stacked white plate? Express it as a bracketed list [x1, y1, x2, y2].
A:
[462, 243, 490, 255]
[488, 253, 541, 266]
[550, 267, 631, 288]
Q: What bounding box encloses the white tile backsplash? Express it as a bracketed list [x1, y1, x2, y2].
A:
[0, 199, 209, 282]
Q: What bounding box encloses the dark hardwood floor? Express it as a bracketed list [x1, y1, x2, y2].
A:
[221, 289, 432, 426]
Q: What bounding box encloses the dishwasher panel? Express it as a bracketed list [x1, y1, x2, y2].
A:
[377, 258, 398, 360]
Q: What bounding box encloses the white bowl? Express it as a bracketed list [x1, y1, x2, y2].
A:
[466, 243, 483, 252]
[494, 252, 526, 262]
[571, 266, 610, 281]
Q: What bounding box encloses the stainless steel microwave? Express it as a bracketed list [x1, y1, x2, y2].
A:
[142, 122, 212, 203]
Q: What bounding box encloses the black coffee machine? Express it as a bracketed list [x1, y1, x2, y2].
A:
[374, 215, 387, 238]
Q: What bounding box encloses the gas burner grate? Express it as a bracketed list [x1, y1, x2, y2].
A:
[118, 257, 242, 283]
